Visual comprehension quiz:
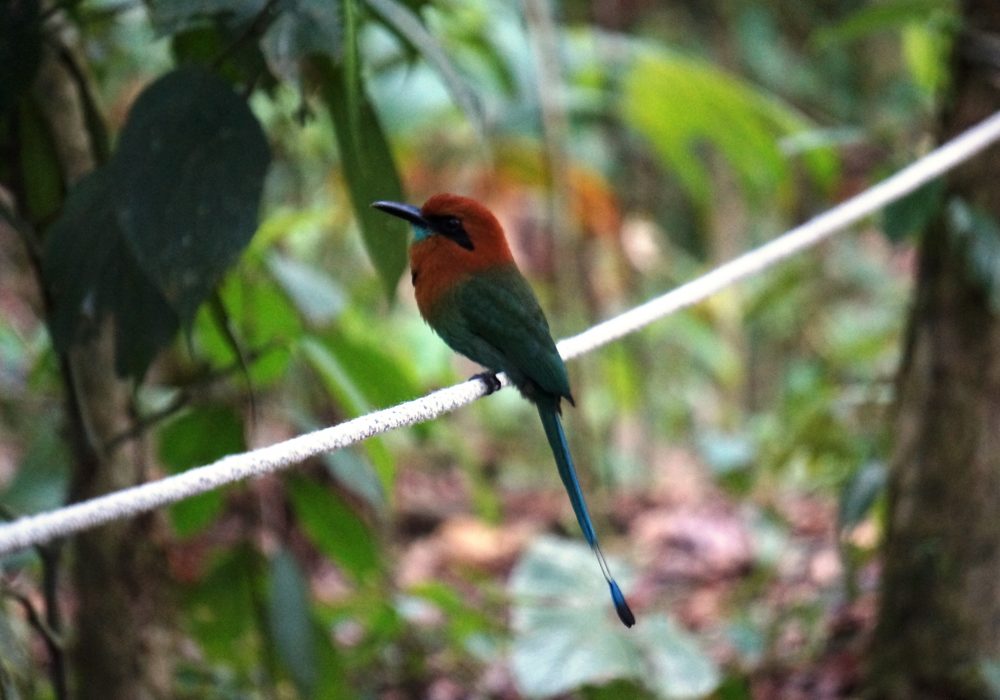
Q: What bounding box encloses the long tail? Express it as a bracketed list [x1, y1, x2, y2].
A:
[537, 405, 635, 628]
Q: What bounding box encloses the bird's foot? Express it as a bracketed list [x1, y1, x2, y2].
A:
[472, 372, 502, 395]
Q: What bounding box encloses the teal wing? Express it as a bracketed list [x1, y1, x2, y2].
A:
[430, 267, 571, 402]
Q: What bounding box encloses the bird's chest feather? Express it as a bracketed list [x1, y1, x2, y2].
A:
[410, 238, 507, 321]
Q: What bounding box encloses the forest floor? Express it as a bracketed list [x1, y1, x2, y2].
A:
[390, 444, 878, 699]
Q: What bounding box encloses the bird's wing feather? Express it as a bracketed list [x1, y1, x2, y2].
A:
[453, 268, 572, 401]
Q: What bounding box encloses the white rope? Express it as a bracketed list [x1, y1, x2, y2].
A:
[2, 111, 1000, 557]
[558, 114, 1000, 360]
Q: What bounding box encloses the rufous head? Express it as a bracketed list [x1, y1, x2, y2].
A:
[372, 193, 513, 261]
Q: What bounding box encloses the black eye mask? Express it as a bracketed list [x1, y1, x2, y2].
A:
[425, 215, 475, 251]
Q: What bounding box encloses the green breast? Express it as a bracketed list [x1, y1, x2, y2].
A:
[426, 266, 572, 402]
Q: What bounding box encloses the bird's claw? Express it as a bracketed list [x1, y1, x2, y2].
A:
[473, 372, 502, 395]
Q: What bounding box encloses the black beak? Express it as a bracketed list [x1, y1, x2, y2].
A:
[372, 201, 428, 228]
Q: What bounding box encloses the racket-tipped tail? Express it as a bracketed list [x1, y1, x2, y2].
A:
[538, 405, 637, 628]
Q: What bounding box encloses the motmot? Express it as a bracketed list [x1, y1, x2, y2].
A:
[373, 193, 635, 627]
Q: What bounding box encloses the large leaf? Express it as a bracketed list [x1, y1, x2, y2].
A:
[184, 545, 260, 664]
[510, 537, 720, 699]
[622, 48, 833, 208]
[321, 325, 422, 409]
[323, 449, 386, 515]
[316, 56, 409, 299]
[44, 170, 120, 352]
[509, 537, 641, 697]
[158, 405, 247, 537]
[114, 67, 271, 325]
[102, 235, 186, 379]
[194, 274, 302, 385]
[0, 417, 70, 515]
[158, 405, 247, 469]
[16, 97, 63, 223]
[268, 549, 319, 695]
[299, 337, 397, 491]
[286, 474, 381, 582]
[44, 74, 248, 378]
[883, 178, 945, 241]
[636, 617, 721, 699]
[267, 252, 346, 326]
[44, 167, 180, 378]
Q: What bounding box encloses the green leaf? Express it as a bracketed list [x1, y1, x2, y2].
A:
[1, 418, 70, 515]
[299, 336, 397, 491]
[316, 57, 409, 299]
[158, 406, 246, 536]
[159, 405, 247, 469]
[406, 581, 496, 646]
[322, 326, 422, 409]
[323, 449, 386, 514]
[300, 337, 368, 413]
[601, 343, 642, 411]
[268, 549, 319, 695]
[44, 167, 180, 379]
[195, 273, 301, 385]
[42, 168, 121, 351]
[510, 537, 642, 696]
[947, 197, 1000, 312]
[901, 22, 951, 96]
[812, 0, 954, 48]
[267, 253, 346, 325]
[286, 474, 381, 582]
[184, 545, 259, 664]
[171, 491, 227, 539]
[838, 460, 887, 531]
[312, 617, 350, 700]
[635, 617, 721, 699]
[883, 178, 945, 241]
[621, 48, 831, 208]
[711, 675, 754, 700]
[511, 537, 719, 698]
[17, 97, 63, 223]
[102, 234, 185, 379]
[114, 67, 271, 325]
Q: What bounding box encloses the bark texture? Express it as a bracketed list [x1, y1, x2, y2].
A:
[30, 37, 175, 700]
[870, 2, 1000, 697]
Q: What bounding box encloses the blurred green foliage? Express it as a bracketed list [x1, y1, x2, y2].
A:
[0, 0, 959, 696]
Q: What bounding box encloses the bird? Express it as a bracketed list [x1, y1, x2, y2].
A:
[373, 193, 635, 628]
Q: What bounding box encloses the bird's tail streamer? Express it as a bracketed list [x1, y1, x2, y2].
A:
[537, 405, 636, 627]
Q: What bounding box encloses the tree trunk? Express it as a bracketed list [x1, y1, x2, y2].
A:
[870, 3, 1000, 697]
[30, 34, 175, 700]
